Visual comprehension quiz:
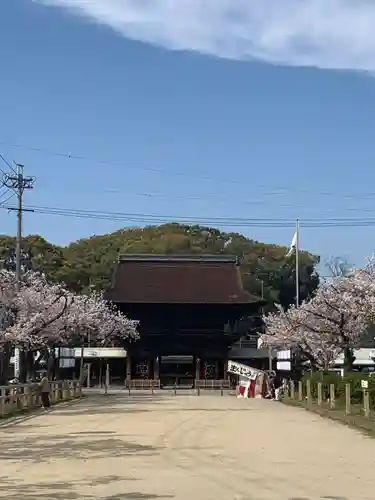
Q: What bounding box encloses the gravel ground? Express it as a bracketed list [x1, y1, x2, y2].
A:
[0, 392, 374, 500]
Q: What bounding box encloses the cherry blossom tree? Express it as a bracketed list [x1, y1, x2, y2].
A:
[0, 270, 139, 381]
[57, 292, 138, 381]
[262, 305, 342, 371]
[262, 258, 375, 371]
[57, 292, 138, 346]
[0, 271, 18, 343]
[0, 270, 19, 380]
[0, 272, 75, 379]
[4, 273, 74, 350]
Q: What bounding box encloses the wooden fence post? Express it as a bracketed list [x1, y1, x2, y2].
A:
[306, 379, 311, 403]
[363, 389, 370, 418]
[317, 382, 323, 406]
[329, 384, 335, 409]
[298, 381, 303, 401]
[290, 380, 295, 399]
[0, 387, 5, 417]
[345, 383, 351, 415]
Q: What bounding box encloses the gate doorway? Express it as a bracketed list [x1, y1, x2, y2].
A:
[160, 355, 194, 388]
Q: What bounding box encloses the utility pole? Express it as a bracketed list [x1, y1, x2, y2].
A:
[259, 280, 272, 371]
[295, 218, 300, 307]
[3, 164, 35, 290]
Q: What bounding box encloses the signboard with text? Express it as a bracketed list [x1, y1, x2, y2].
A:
[227, 360, 260, 380]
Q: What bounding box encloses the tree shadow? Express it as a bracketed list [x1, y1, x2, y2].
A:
[289, 497, 350, 500]
[105, 495, 174, 499]
[46, 394, 170, 417]
[0, 431, 159, 462]
[0, 476, 174, 500]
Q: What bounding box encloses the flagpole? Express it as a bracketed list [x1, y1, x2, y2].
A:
[295, 218, 300, 307]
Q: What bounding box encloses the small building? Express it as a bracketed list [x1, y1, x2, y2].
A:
[104, 254, 265, 387]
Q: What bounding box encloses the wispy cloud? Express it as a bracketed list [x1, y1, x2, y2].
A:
[35, 0, 375, 72]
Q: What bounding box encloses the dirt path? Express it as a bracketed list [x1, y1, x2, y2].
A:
[0, 392, 374, 500]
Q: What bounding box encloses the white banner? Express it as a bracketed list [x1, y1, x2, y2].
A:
[74, 347, 127, 358]
[227, 360, 260, 380]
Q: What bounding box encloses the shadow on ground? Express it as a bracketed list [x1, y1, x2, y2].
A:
[0, 476, 174, 499]
[26, 394, 256, 417]
[0, 476, 351, 500]
[46, 394, 169, 417]
[0, 424, 158, 462]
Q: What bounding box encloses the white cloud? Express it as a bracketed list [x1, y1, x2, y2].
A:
[34, 0, 375, 72]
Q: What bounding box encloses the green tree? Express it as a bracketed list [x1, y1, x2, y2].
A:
[58, 224, 320, 307]
[0, 224, 320, 308]
[0, 235, 64, 280]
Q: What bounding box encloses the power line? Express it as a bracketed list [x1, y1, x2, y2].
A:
[3, 203, 375, 228]
[3, 139, 375, 201]
[0, 153, 17, 176]
[75, 186, 375, 208]
[0, 189, 16, 205]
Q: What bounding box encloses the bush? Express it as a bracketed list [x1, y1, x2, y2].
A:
[302, 371, 340, 400]
[302, 371, 375, 408]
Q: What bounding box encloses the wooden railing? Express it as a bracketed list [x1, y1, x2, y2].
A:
[195, 379, 231, 390]
[0, 380, 82, 418]
[124, 379, 161, 390]
[235, 337, 259, 349]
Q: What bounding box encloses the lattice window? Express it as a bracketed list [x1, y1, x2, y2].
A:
[136, 361, 148, 375]
[204, 363, 215, 377]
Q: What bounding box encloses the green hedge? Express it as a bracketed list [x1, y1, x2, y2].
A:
[301, 372, 375, 407]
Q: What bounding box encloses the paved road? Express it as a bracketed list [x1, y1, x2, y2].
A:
[0, 392, 374, 500]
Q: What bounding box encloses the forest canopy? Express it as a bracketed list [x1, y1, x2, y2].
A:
[0, 224, 319, 310]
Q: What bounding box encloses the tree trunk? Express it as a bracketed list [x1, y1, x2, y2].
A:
[79, 343, 85, 384]
[47, 347, 57, 380]
[0, 343, 13, 381]
[343, 345, 355, 373]
[26, 350, 36, 381]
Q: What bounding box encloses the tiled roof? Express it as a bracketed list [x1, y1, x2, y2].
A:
[104, 254, 259, 304]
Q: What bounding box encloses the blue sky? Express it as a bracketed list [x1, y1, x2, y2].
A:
[1, 0, 375, 271]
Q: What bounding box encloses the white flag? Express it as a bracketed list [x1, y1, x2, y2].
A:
[286, 231, 297, 257]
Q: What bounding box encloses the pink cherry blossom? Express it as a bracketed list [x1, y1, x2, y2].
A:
[261, 256, 375, 370]
[1, 270, 138, 351]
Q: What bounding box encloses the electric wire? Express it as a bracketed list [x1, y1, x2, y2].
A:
[1, 139, 374, 201]
[2, 203, 375, 228]
[0, 189, 16, 205]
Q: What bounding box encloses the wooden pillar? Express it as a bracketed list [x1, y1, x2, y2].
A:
[126, 354, 131, 382]
[215, 361, 219, 379]
[224, 359, 228, 380]
[154, 357, 159, 380]
[148, 358, 152, 379]
[195, 357, 201, 380]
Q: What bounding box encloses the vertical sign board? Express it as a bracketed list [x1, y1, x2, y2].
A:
[13, 348, 20, 379]
[55, 347, 76, 368]
[276, 350, 291, 371]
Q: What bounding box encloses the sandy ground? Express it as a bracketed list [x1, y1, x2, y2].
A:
[0, 390, 375, 500]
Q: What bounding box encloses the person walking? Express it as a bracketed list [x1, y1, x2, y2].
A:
[39, 372, 51, 409]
